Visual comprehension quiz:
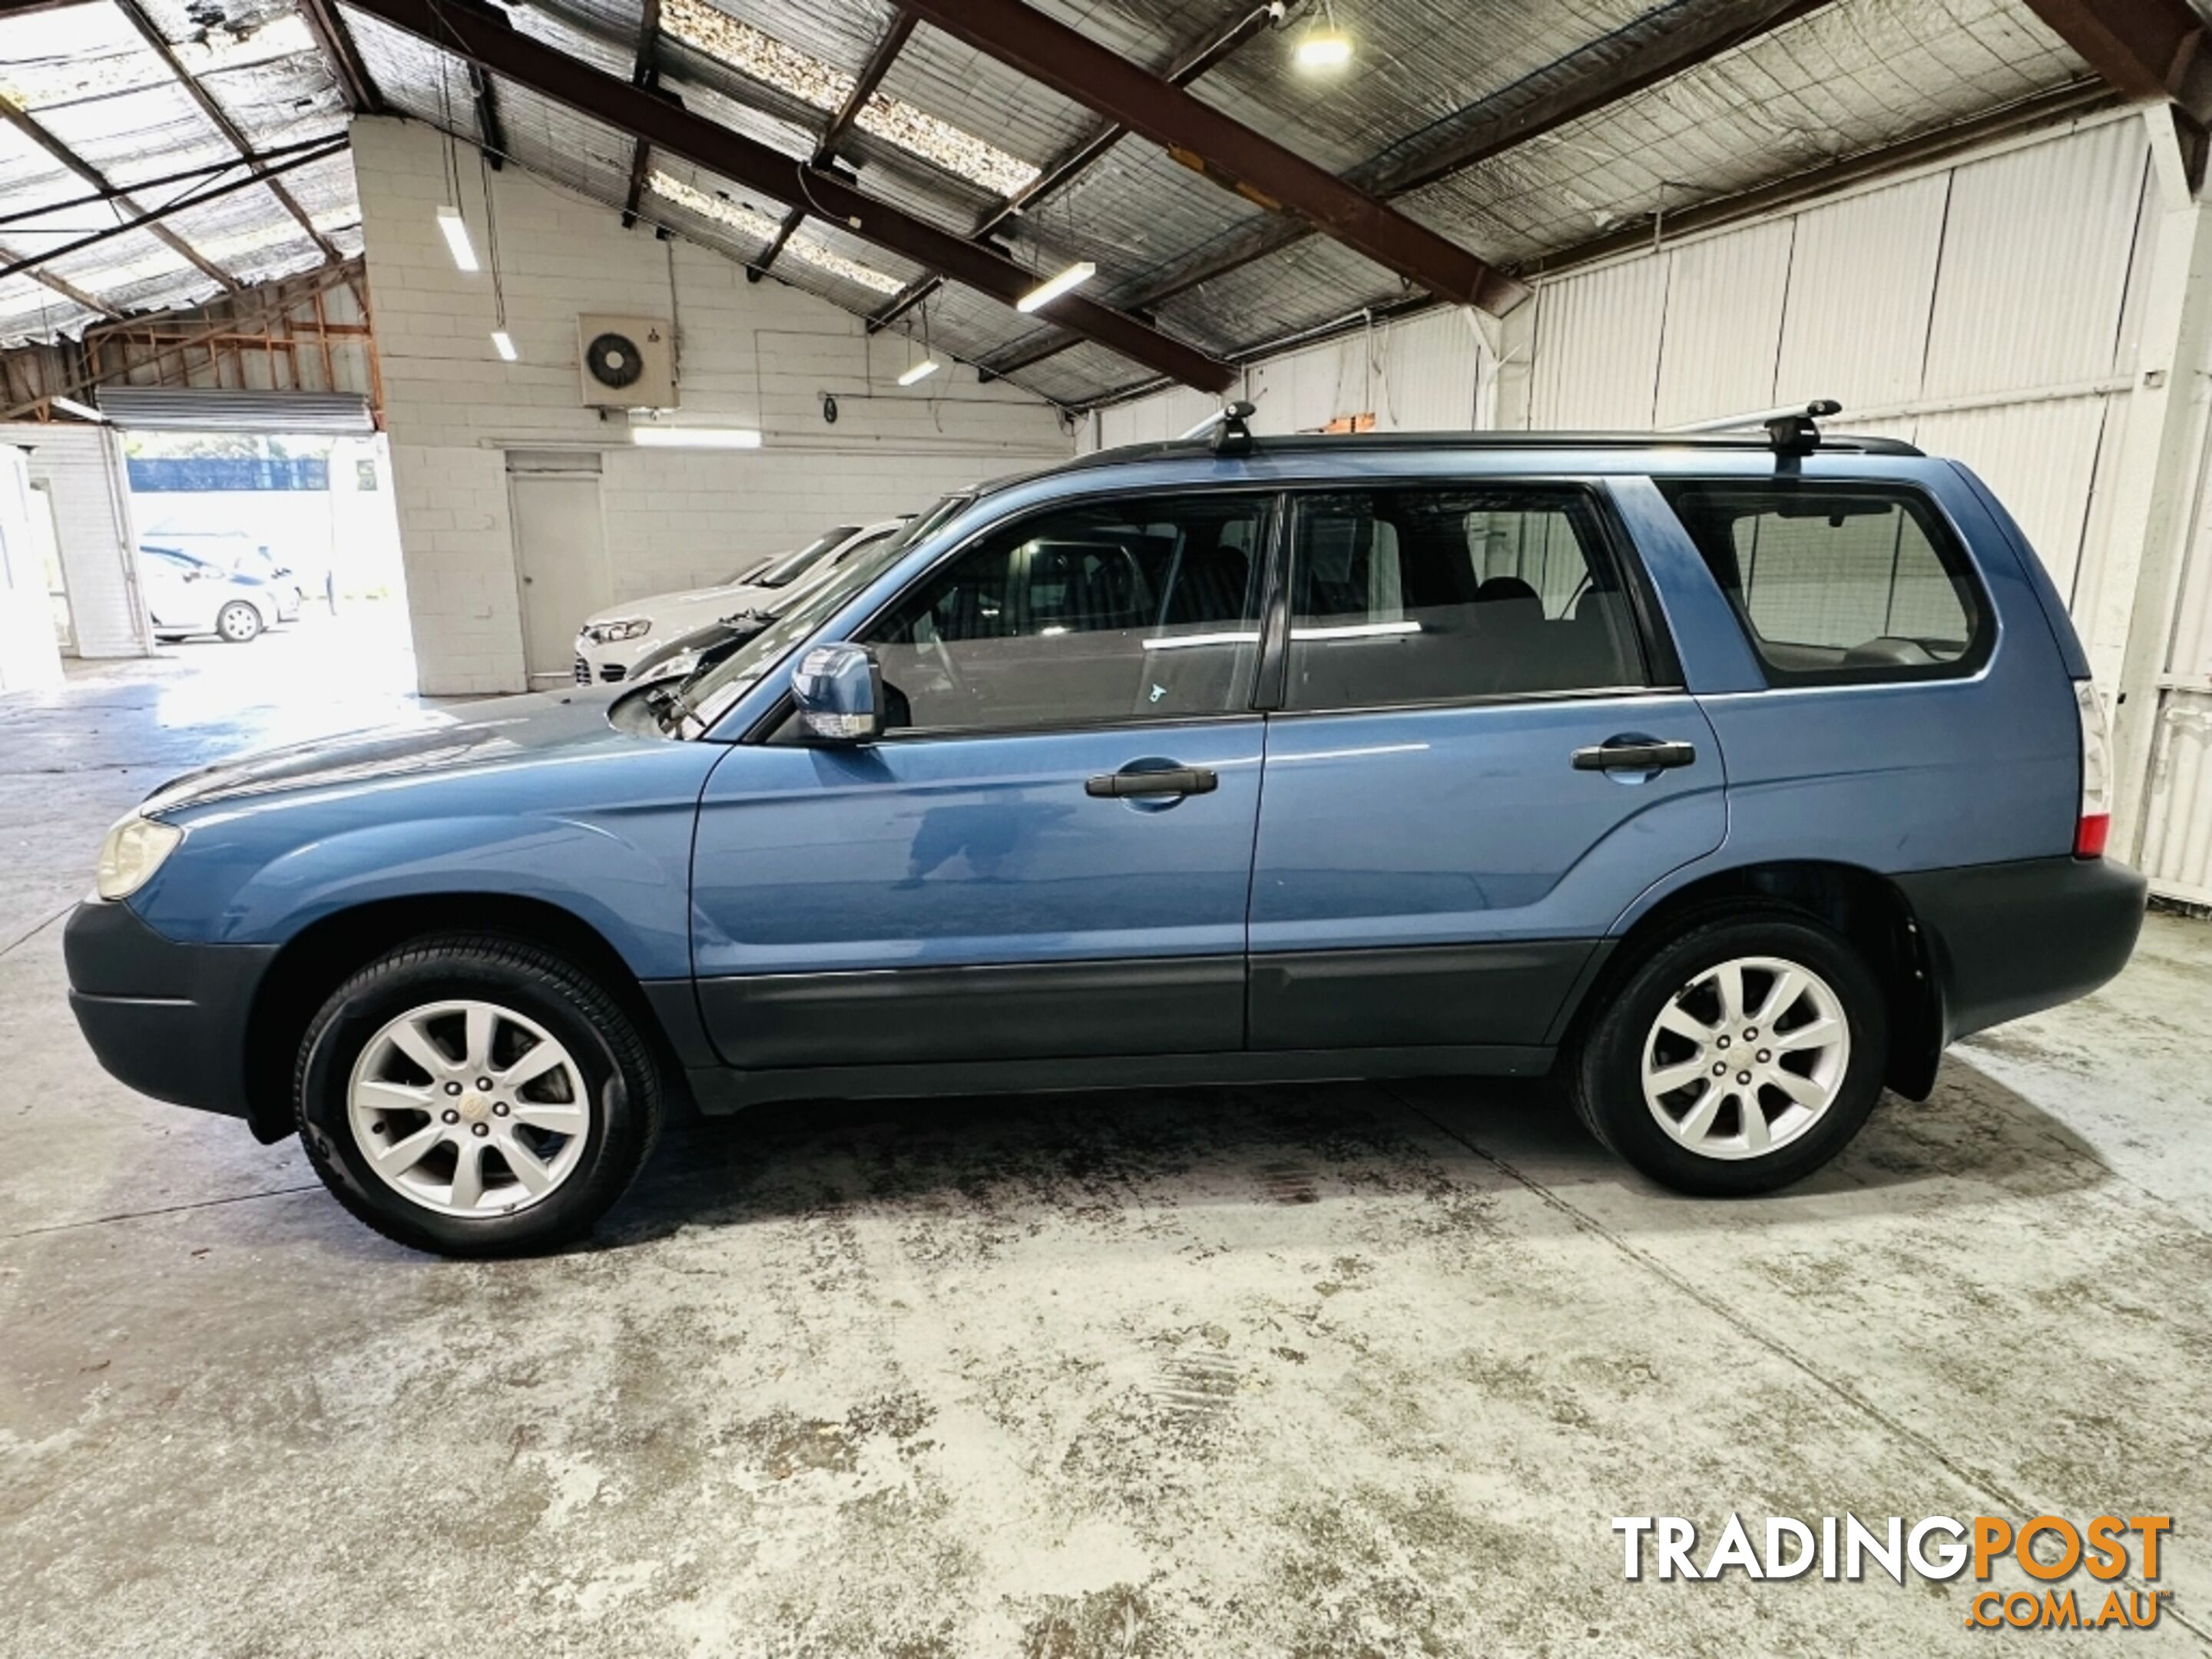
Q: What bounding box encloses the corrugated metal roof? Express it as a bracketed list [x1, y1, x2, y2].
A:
[0, 0, 354, 348]
[0, 0, 2113, 409]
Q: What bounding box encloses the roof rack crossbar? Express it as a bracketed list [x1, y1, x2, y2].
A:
[1667, 398, 1843, 455]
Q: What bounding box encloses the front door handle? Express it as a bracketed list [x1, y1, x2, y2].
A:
[1572, 739, 1697, 772]
[1086, 765, 1219, 798]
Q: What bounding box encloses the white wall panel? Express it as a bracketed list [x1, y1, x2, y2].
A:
[1375, 309, 1485, 431]
[2141, 690, 2212, 902]
[1773, 174, 1949, 409]
[1913, 397, 2113, 596]
[1529, 258, 1667, 429]
[0, 422, 145, 659]
[1922, 118, 2150, 398]
[1653, 219, 1793, 428]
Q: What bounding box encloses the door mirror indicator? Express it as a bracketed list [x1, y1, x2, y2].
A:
[792, 643, 884, 744]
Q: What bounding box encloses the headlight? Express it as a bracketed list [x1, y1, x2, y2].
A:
[94, 813, 184, 901]
[584, 617, 652, 644]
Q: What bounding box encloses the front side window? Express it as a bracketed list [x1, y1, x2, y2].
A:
[1660, 481, 1987, 682]
[863, 493, 1269, 734]
[1283, 485, 1647, 711]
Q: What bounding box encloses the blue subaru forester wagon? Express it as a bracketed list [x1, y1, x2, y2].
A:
[66, 414, 2147, 1255]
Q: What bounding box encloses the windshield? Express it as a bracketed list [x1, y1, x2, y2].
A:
[747, 524, 863, 590]
[660, 495, 972, 737]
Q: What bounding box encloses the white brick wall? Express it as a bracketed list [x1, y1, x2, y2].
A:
[352, 118, 1074, 695]
[0, 422, 149, 660]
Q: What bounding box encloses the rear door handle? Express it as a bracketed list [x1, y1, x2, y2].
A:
[1572, 739, 1697, 772]
[1086, 765, 1218, 798]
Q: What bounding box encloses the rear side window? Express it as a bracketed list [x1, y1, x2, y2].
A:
[1660, 481, 1988, 683]
[1282, 485, 1649, 711]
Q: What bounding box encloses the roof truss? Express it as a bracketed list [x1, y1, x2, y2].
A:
[985, 0, 1836, 383]
[341, 0, 1236, 391]
[0, 89, 241, 293]
[895, 0, 1523, 314]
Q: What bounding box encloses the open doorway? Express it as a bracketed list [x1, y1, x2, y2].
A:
[121, 428, 412, 690]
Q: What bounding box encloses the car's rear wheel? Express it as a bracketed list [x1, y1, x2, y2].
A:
[294, 935, 661, 1256]
[1568, 910, 1887, 1196]
[216, 600, 262, 643]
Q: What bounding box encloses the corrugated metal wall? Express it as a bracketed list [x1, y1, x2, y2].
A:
[2144, 432, 2212, 902]
[1092, 307, 1492, 449]
[1518, 112, 2152, 602]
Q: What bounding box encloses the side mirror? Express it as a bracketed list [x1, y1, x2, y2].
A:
[791, 642, 883, 743]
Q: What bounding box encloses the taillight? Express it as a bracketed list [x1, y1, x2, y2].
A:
[2073, 679, 2111, 859]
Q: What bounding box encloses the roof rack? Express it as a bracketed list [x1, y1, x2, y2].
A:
[1050, 419, 1918, 475]
[1665, 398, 1844, 456]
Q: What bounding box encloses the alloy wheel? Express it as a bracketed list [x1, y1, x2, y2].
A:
[1640, 955, 1850, 1161]
[346, 998, 592, 1215]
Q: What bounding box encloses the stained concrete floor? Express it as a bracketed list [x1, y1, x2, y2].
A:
[2, 607, 2208, 1658]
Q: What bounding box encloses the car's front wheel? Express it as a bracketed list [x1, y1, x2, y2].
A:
[294, 935, 661, 1256]
[1568, 910, 1888, 1196]
[216, 600, 263, 643]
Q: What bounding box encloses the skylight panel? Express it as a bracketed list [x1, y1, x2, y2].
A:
[661, 0, 1038, 197]
[647, 171, 906, 294]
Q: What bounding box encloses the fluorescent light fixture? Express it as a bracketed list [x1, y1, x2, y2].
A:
[1016, 260, 1096, 313]
[897, 358, 941, 386]
[50, 395, 104, 422]
[435, 204, 478, 272]
[1294, 28, 1353, 68]
[631, 426, 763, 449]
[490, 329, 517, 361]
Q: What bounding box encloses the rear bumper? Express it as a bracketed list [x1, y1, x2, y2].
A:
[1896, 856, 2147, 1044]
[65, 899, 276, 1125]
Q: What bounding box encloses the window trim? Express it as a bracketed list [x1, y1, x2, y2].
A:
[1657, 476, 1996, 689]
[747, 482, 1286, 745]
[1267, 477, 1676, 718]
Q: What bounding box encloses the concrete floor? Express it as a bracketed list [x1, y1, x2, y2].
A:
[2, 607, 2208, 1657]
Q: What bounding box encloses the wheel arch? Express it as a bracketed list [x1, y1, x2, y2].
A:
[240, 892, 694, 1142]
[1560, 859, 1942, 1100]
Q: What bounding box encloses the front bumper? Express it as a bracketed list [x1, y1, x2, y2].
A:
[1896, 856, 2147, 1044]
[65, 899, 278, 1126]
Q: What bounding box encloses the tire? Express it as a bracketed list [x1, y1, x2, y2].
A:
[216, 600, 263, 644]
[294, 934, 662, 1256]
[1567, 909, 1888, 1197]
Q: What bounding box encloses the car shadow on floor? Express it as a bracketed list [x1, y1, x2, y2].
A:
[582, 1051, 2114, 1254]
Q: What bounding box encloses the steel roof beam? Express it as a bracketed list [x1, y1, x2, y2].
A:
[0, 241, 124, 319]
[865, 1, 1276, 336]
[752, 11, 917, 281]
[620, 0, 662, 229]
[472, 63, 508, 167]
[893, 0, 1521, 313]
[983, 0, 1834, 383]
[2022, 0, 2212, 125]
[339, 0, 1233, 391]
[111, 0, 345, 263]
[300, 0, 379, 112]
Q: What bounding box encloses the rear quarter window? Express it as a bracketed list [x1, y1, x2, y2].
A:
[1659, 480, 1990, 684]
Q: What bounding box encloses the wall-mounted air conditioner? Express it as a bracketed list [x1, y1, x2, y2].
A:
[577, 315, 676, 409]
